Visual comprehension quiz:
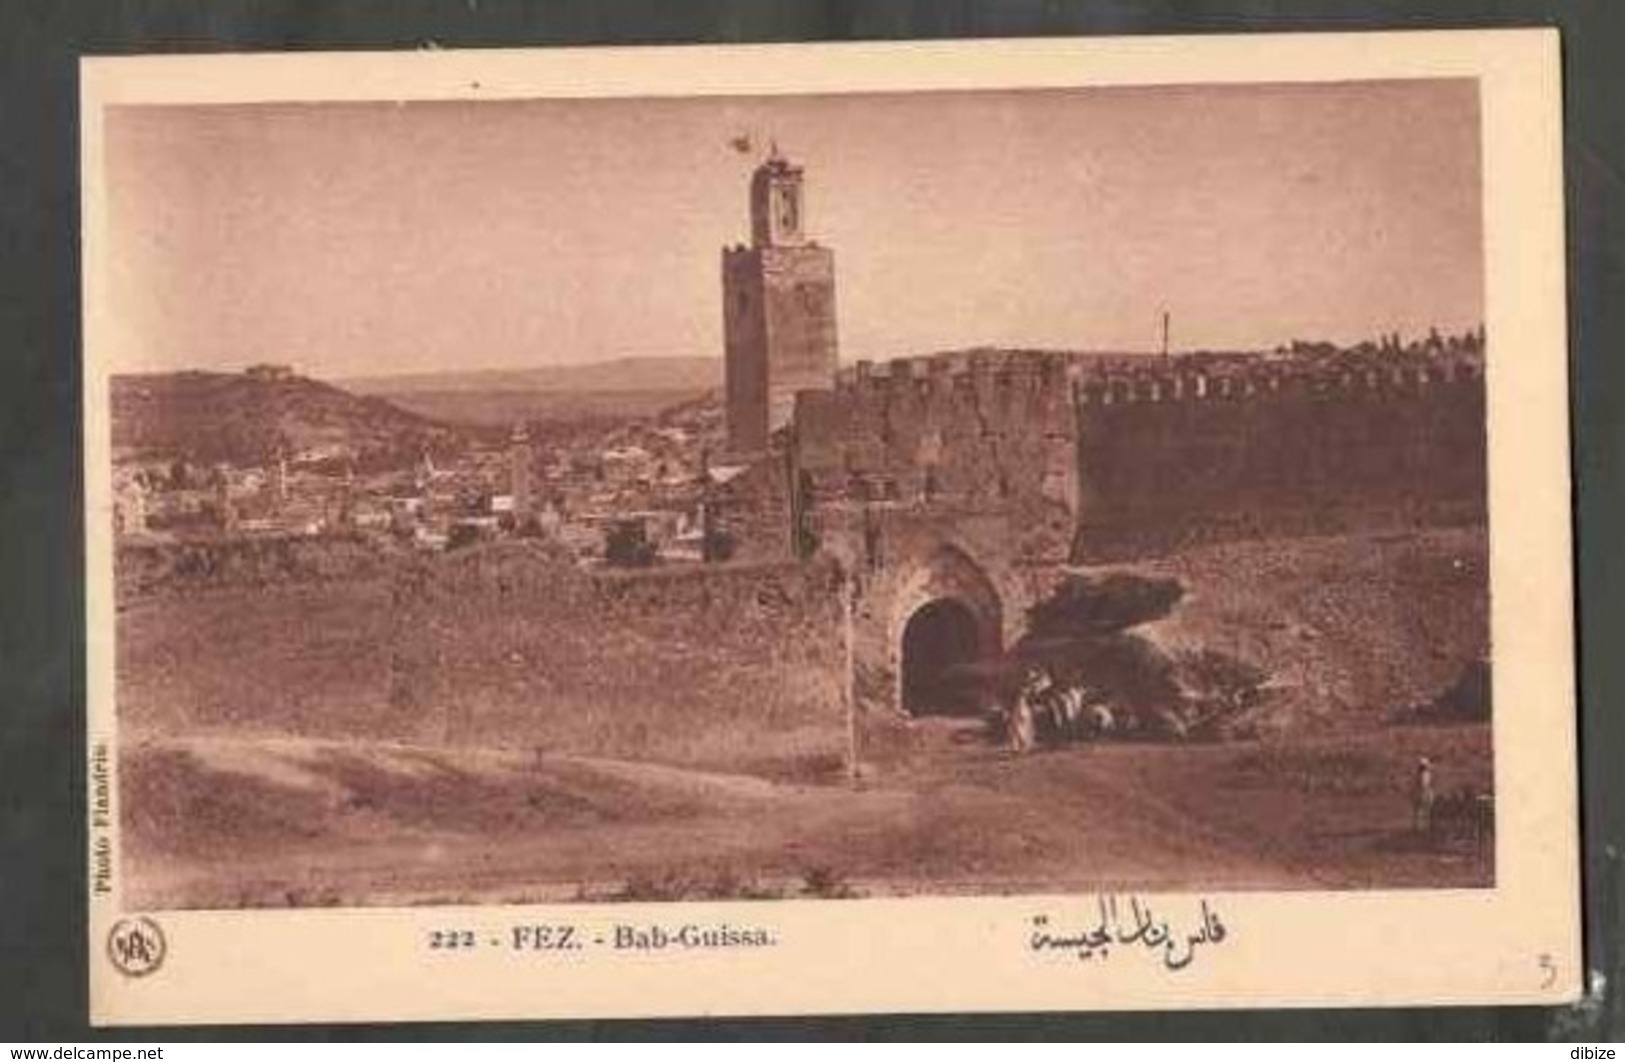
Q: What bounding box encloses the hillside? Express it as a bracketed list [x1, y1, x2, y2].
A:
[338, 357, 721, 428]
[368, 388, 714, 429]
[1123, 526, 1489, 729]
[341, 355, 721, 396]
[333, 350, 1189, 430]
[111, 369, 463, 467]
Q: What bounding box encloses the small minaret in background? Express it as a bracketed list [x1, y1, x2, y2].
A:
[510, 423, 534, 519]
[273, 445, 289, 505]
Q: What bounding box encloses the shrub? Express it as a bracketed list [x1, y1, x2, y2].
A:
[1433, 658, 1491, 721]
[801, 865, 857, 899]
[446, 524, 482, 551]
[1178, 648, 1267, 710]
[1175, 648, 1270, 741]
[702, 526, 737, 563]
[604, 521, 657, 568]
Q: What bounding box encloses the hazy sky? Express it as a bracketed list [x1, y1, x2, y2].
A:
[104, 80, 1482, 378]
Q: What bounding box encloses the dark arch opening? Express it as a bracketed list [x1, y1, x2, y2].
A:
[901, 598, 985, 717]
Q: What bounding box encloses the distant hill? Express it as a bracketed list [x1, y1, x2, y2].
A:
[111, 369, 462, 467]
[341, 356, 722, 396]
[337, 357, 721, 429]
[367, 389, 718, 430]
[331, 349, 1217, 431]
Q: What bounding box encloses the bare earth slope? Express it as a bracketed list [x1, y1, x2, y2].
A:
[1128, 526, 1488, 730]
[117, 528, 1491, 907]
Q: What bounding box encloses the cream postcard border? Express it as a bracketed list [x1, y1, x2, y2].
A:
[83, 30, 1577, 1026]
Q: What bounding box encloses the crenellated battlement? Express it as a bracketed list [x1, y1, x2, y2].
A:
[826, 349, 1483, 411]
[832, 349, 1073, 397]
[794, 345, 1486, 565]
[1072, 358, 1481, 407]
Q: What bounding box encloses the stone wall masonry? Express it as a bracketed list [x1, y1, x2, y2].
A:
[797, 350, 1079, 531]
[1071, 358, 1486, 561]
[722, 248, 770, 452]
[115, 531, 398, 603]
[707, 449, 798, 564]
[800, 349, 1486, 565]
[388, 545, 850, 775]
[811, 504, 1070, 721]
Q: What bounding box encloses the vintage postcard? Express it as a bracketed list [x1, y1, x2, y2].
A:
[84, 30, 1578, 1025]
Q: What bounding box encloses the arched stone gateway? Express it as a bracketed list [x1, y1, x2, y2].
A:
[900, 597, 985, 715]
[885, 544, 1004, 717]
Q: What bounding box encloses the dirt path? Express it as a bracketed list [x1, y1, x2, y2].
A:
[121, 723, 1330, 909]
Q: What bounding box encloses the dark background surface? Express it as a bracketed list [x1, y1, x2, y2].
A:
[1, 0, 1620, 1042]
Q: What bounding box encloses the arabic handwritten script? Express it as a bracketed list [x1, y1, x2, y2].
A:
[1028, 895, 1229, 971]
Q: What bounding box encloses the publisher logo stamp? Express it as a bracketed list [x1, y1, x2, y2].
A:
[107, 916, 166, 977]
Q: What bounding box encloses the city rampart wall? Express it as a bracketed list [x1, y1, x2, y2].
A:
[795, 350, 1079, 525]
[1070, 359, 1486, 560]
[791, 350, 1485, 564]
[115, 540, 851, 779]
[389, 546, 849, 777]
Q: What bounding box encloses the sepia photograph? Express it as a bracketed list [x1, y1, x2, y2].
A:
[82, 33, 1577, 1024]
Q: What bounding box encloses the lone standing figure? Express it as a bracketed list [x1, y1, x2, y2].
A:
[1412, 756, 1437, 836]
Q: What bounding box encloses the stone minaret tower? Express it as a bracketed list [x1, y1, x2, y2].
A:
[722, 146, 839, 453]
